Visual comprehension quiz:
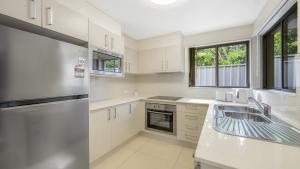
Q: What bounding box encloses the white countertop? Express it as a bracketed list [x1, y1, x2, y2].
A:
[89, 96, 145, 111]
[195, 101, 300, 169]
[90, 97, 213, 111]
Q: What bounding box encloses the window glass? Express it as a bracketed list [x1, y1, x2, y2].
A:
[218, 44, 247, 87]
[195, 48, 216, 86]
[189, 41, 249, 88]
[263, 5, 297, 92]
[283, 12, 297, 90]
[273, 28, 282, 89]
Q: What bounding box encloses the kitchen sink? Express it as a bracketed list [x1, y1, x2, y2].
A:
[213, 105, 300, 147]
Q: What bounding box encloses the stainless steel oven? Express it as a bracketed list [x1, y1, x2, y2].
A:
[146, 103, 176, 135]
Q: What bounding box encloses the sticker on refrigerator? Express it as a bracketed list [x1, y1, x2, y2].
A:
[74, 57, 85, 78]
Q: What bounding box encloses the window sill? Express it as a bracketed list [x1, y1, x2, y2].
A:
[255, 89, 297, 96]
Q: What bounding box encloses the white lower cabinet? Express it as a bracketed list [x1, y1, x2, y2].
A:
[177, 104, 208, 143]
[111, 104, 131, 148]
[89, 108, 111, 162]
[90, 101, 143, 162]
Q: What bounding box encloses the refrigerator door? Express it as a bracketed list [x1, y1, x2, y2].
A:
[0, 24, 88, 102]
[0, 99, 89, 169]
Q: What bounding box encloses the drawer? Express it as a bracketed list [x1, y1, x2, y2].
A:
[183, 123, 200, 133]
[183, 113, 205, 123]
[178, 104, 208, 111]
[183, 132, 199, 143]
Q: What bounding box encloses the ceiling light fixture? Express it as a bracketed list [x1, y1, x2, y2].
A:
[150, 0, 177, 5]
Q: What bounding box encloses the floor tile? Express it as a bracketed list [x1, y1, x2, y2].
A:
[122, 135, 150, 151]
[139, 138, 183, 163]
[173, 164, 194, 169]
[175, 147, 195, 169]
[118, 152, 174, 169]
[92, 148, 136, 169]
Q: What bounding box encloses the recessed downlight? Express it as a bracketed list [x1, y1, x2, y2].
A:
[150, 0, 177, 5]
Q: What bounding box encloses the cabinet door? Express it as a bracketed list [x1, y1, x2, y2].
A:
[90, 109, 112, 162]
[151, 48, 165, 72]
[125, 47, 138, 74]
[111, 104, 131, 148]
[110, 33, 124, 54]
[138, 48, 164, 73]
[42, 0, 88, 41]
[89, 21, 110, 50]
[0, 0, 42, 26]
[130, 102, 145, 135]
[165, 45, 184, 72]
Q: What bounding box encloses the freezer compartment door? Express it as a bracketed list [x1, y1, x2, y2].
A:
[0, 24, 88, 102]
[0, 99, 89, 169]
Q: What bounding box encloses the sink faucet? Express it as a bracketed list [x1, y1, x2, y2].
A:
[248, 97, 271, 117]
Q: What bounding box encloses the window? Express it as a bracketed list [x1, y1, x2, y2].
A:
[189, 41, 249, 88]
[263, 4, 297, 92]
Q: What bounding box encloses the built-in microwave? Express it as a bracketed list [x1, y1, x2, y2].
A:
[89, 46, 123, 76]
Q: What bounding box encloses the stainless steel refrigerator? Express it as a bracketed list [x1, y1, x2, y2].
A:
[0, 24, 89, 169]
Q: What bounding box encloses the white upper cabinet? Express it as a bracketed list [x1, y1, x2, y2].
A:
[110, 32, 124, 54]
[138, 32, 184, 74]
[42, 0, 88, 41]
[138, 46, 184, 74]
[165, 44, 184, 72]
[89, 21, 124, 55]
[125, 48, 138, 74]
[0, 0, 42, 26]
[89, 21, 110, 49]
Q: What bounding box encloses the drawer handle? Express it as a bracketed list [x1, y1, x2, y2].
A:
[185, 115, 198, 120]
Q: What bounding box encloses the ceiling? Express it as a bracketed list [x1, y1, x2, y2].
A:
[87, 0, 268, 40]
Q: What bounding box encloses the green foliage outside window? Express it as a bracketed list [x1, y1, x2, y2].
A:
[195, 44, 247, 66]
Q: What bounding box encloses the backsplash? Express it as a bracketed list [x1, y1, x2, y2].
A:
[89, 75, 137, 102]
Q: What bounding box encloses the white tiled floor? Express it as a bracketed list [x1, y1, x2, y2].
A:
[91, 135, 195, 169]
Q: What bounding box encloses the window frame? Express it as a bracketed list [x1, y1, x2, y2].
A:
[262, 4, 297, 93]
[189, 41, 250, 88]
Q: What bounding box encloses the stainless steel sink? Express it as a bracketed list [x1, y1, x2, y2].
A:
[213, 105, 300, 147]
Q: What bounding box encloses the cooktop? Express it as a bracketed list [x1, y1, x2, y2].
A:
[147, 96, 183, 101]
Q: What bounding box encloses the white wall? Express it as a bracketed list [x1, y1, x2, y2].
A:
[136, 25, 253, 99]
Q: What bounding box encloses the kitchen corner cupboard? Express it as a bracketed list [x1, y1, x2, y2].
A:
[138, 44, 184, 74]
[89, 21, 124, 55]
[89, 102, 143, 162]
[0, 0, 88, 41]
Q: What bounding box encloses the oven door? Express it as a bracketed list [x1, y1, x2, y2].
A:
[147, 110, 174, 134]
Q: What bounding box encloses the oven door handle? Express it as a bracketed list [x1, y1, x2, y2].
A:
[147, 111, 173, 116]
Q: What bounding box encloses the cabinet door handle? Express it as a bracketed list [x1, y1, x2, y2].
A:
[111, 37, 114, 50]
[46, 7, 53, 25]
[166, 60, 168, 70]
[129, 63, 131, 73]
[104, 34, 108, 49]
[114, 108, 117, 119]
[108, 109, 111, 121]
[129, 104, 132, 114]
[29, 0, 37, 19]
